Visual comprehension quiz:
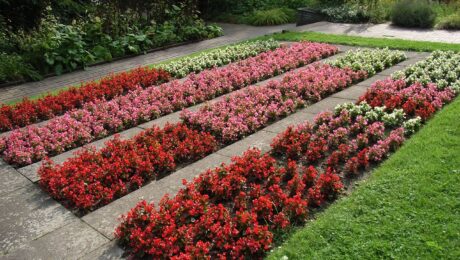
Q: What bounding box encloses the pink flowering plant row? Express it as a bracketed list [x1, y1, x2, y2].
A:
[181, 63, 366, 143]
[0, 42, 338, 166]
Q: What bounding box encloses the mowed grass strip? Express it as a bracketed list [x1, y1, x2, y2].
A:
[268, 97, 460, 259]
[266, 31, 460, 53]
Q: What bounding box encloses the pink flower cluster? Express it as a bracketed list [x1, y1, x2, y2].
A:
[1, 42, 337, 166]
[181, 63, 365, 143]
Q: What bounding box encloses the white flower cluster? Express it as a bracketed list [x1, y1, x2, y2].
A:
[393, 51, 460, 92]
[402, 117, 422, 136]
[329, 48, 407, 76]
[159, 39, 280, 78]
[335, 102, 405, 127]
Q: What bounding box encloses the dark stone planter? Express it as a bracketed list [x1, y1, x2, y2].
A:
[297, 8, 325, 26]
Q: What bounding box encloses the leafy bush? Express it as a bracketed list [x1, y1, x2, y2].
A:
[436, 12, 460, 30]
[391, 0, 436, 28]
[0, 53, 41, 83]
[247, 8, 296, 26]
[321, 4, 370, 23]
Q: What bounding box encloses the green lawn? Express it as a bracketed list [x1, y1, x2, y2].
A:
[268, 97, 460, 259]
[266, 31, 460, 52]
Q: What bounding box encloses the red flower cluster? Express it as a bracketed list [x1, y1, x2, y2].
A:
[38, 123, 217, 212]
[0, 67, 170, 132]
[116, 149, 342, 258]
[271, 107, 405, 178]
[359, 79, 455, 120]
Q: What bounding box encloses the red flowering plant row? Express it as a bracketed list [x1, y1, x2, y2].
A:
[38, 123, 218, 213]
[0, 67, 171, 132]
[271, 103, 408, 181]
[1, 42, 337, 167]
[359, 79, 455, 120]
[116, 149, 343, 259]
[181, 63, 366, 143]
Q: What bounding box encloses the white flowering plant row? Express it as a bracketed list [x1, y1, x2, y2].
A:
[329, 48, 407, 76]
[159, 39, 280, 78]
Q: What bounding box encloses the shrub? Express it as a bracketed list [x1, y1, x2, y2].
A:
[391, 0, 436, 28]
[436, 12, 460, 30]
[0, 53, 41, 83]
[247, 8, 296, 26]
[321, 4, 370, 23]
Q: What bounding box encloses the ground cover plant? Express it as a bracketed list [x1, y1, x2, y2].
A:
[0, 42, 337, 166]
[115, 50, 459, 258]
[0, 39, 279, 132]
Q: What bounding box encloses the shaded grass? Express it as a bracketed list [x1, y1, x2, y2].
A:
[268, 97, 460, 259]
[263, 31, 460, 52]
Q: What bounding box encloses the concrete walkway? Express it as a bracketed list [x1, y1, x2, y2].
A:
[294, 21, 460, 44]
[0, 23, 295, 104]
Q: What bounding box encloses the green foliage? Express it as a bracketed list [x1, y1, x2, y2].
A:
[0, 53, 41, 83]
[0, 1, 223, 84]
[391, 0, 436, 28]
[436, 12, 460, 30]
[247, 8, 296, 26]
[321, 4, 370, 23]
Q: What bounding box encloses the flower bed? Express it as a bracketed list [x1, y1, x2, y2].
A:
[38, 123, 217, 212]
[181, 64, 365, 143]
[115, 103, 414, 259]
[0, 68, 170, 132]
[116, 57, 459, 258]
[328, 48, 406, 76]
[159, 39, 280, 78]
[1, 42, 337, 166]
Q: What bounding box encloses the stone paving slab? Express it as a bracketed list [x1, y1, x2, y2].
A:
[80, 241, 126, 260]
[0, 184, 76, 255]
[2, 220, 108, 260]
[216, 130, 278, 157]
[0, 160, 31, 196]
[331, 85, 369, 101]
